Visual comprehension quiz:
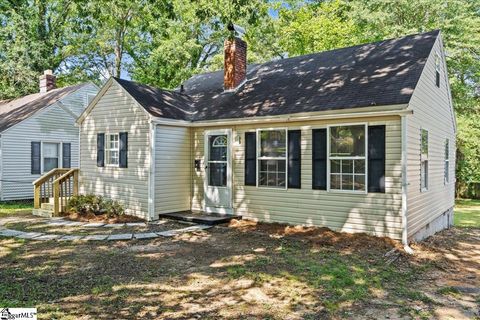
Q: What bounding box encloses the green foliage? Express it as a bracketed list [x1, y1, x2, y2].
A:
[67, 194, 125, 217]
[0, 201, 34, 217]
[454, 199, 480, 227]
[275, 0, 359, 56]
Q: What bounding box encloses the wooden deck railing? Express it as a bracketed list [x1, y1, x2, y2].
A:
[33, 168, 79, 216]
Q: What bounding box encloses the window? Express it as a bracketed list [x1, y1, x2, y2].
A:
[329, 125, 366, 192]
[258, 129, 286, 188]
[421, 129, 429, 191]
[106, 134, 120, 166]
[435, 53, 441, 87]
[444, 139, 449, 184]
[43, 143, 59, 172]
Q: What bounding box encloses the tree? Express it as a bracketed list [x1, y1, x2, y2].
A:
[128, 0, 271, 89]
[0, 0, 77, 99]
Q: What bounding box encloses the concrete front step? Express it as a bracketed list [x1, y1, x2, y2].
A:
[32, 209, 53, 218]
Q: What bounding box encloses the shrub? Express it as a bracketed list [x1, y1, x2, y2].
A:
[67, 195, 124, 217]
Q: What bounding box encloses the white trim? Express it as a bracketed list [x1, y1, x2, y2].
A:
[327, 123, 368, 194]
[401, 115, 412, 252]
[148, 122, 156, 220]
[150, 107, 412, 128]
[203, 129, 233, 214]
[256, 127, 288, 190]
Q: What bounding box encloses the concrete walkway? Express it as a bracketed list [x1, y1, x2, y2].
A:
[0, 217, 211, 242]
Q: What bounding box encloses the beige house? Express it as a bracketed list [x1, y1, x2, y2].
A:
[74, 30, 456, 246]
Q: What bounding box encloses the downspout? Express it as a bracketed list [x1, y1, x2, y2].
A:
[401, 115, 414, 254]
[147, 121, 156, 221]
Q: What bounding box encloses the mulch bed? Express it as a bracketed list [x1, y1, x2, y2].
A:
[61, 211, 145, 224]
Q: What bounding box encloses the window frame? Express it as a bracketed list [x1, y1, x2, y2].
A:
[256, 128, 288, 189]
[435, 53, 441, 87]
[420, 128, 429, 192]
[40, 141, 63, 173]
[444, 138, 449, 185]
[327, 123, 368, 194]
[105, 133, 120, 167]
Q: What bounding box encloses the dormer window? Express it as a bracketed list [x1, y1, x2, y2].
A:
[435, 53, 441, 87]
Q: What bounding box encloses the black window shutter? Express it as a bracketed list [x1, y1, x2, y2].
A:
[312, 129, 327, 190]
[288, 130, 301, 188]
[62, 143, 71, 168]
[435, 70, 440, 87]
[368, 125, 386, 193]
[244, 132, 256, 186]
[31, 142, 41, 174]
[119, 132, 128, 168]
[97, 133, 105, 167]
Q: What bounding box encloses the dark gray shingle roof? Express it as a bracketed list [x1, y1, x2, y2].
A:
[116, 30, 440, 122]
[0, 83, 88, 132]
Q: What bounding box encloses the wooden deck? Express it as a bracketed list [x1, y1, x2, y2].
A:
[160, 211, 242, 225]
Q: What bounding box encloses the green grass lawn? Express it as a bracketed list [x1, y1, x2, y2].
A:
[0, 201, 33, 217]
[454, 199, 480, 228]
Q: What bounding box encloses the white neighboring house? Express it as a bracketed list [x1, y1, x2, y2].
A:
[0, 71, 98, 200]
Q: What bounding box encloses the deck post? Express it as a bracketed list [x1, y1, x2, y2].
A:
[33, 185, 41, 209]
[73, 169, 79, 196]
[53, 181, 60, 216]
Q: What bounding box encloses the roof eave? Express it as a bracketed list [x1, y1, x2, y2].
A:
[151, 103, 410, 127]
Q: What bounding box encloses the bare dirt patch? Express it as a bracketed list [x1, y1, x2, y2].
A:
[0, 219, 478, 319]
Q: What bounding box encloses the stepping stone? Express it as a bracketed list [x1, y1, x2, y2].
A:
[16, 232, 44, 239]
[34, 234, 61, 241]
[107, 233, 133, 241]
[104, 223, 125, 228]
[46, 221, 69, 226]
[62, 221, 85, 226]
[58, 235, 84, 241]
[157, 225, 211, 237]
[0, 229, 26, 237]
[134, 232, 159, 240]
[126, 223, 147, 227]
[83, 223, 105, 227]
[83, 234, 108, 241]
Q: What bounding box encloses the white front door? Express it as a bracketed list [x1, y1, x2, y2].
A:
[204, 129, 232, 214]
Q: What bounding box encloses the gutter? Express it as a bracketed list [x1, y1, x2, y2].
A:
[401, 114, 414, 254]
[151, 108, 412, 127]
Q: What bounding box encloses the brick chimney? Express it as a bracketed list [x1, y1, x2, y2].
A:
[224, 36, 247, 91]
[39, 70, 56, 93]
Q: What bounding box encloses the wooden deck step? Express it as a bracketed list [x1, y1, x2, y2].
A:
[160, 211, 242, 225]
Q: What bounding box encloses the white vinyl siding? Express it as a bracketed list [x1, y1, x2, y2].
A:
[192, 116, 403, 239]
[406, 35, 456, 237]
[79, 81, 151, 219]
[154, 125, 191, 218]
